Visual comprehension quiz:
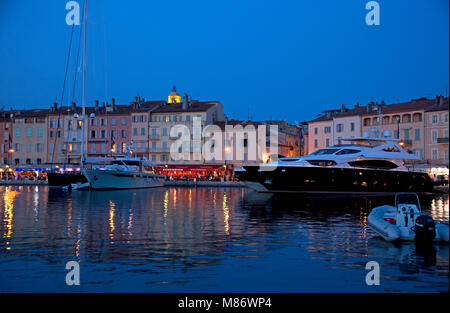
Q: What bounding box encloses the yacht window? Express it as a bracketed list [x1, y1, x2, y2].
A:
[335, 149, 361, 155]
[307, 160, 337, 166]
[382, 146, 401, 152]
[310, 149, 340, 155]
[280, 158, 301, 162]
[348, 160, 398, 169]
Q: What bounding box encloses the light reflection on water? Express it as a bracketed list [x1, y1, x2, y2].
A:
[0, 186, 448, 292]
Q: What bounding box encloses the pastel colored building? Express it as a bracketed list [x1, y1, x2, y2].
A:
[307, 97, 448, 164]
[86, 99, 131, 158]
[46, 102, 67, 165]
[130, 97, 164, 159]
[424, 98, 449, 165]
[148, 94, 225, 164]
[0, 111, 13, 165]
[10, 108, 49, 166]
[308, 105, 364, 154]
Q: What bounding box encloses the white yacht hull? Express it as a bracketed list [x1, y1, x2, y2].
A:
[84, 169, 165, 190]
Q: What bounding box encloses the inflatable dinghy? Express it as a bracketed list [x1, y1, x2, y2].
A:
[368, 193, 449, 244]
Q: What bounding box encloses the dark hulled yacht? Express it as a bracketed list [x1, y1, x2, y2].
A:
[235, 136, 434, 194]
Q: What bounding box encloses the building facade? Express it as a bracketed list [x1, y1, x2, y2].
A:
[424, 99, 449, 165]
[307, 97, 448, 164]
[0, 112, 13, 165]
[10, 109, 49, 166]
[148, 96, 226, 164]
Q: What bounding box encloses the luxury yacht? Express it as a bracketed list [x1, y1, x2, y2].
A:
[83, 157, 165, 190]
[235, 135, 434, 194]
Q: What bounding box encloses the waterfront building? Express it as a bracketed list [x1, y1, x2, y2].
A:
[308, 104, 364, 154]
[149, 92, 226, 164]
[86, 98, 131, 159]
[307, 96, 448, 164]
[424, 97, 449, 165]
[130, 97, 165, 159]
[46, 103, 67, 165]
[10, 108, 49, 166]
[0, 111, 13, 165]
[360, 98, 437, 160]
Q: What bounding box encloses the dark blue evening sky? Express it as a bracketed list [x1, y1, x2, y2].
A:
[0, 0, 448, 122]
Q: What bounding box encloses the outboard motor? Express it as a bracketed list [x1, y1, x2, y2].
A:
[414, 215, 436, 244]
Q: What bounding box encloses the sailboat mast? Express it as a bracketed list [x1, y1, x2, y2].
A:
[81, 0, 87, 166]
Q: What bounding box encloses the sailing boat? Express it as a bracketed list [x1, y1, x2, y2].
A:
[47, 0, 90, 188]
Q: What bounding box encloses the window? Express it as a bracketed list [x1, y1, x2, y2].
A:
[310, 148, 340, 155]
[431, 114, 439, 124]
[37, 128, 42, 137]
[348, 160, 398, 169]
[101, 130, 106, 138]
[133, 128, 138, 136]
[336, 124, 343, 133]
[314, 127, 318, 135]
[431, 130, 438, 143]
[121, 118, 126, 125]
[152, 155, 156, 162]
[335, 149, 361, 155]
[111, 118, 116, 126]
[414, 128, 420, 141]
[403, 129, 410, 140]
[325, 138, 330, 147]
[162, 141, 167, 152]
[151, 128, 157, 139]
[15, 128, 20, 137]
[90, 131, 96, 138]
[432, 149, 438, 160]
[444, 150, 449, 162]
[151, 142, 156, 152]
[324, 127, 331, 134]
[141, 128, 145, 136]
[314, 139, 318, 148]
[186, 115, 190, 122]
[414, 149, 423, 159]
[26, 144, 31, 152]
[163, 128, 167, 136]
[350, 123, 355, 132]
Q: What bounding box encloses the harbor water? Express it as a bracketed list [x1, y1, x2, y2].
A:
[0, 186, 448, 292]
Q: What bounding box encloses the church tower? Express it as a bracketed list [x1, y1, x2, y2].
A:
[168, 85, 181, 103]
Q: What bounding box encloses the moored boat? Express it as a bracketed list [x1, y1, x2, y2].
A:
[367, 192, 449, 243]
[83, 157, 165, 190]
[47, 170, 88, 188]
[235, 135, 434, 194]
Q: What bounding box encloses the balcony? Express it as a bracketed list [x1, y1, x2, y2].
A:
[437, 137, 449, 144]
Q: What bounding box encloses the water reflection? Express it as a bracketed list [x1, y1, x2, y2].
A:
[0, 187, 448, 292]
